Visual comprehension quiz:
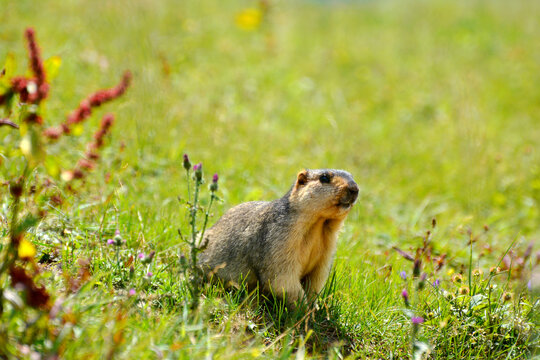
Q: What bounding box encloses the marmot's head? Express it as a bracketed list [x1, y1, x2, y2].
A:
[290, 169, 359, 219]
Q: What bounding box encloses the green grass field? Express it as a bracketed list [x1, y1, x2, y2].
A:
[1, 0, 539, 358]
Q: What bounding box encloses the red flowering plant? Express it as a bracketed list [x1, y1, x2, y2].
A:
[0, 28, 130, 357]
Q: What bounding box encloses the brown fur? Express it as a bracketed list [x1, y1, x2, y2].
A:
[199, 169, 358, 307]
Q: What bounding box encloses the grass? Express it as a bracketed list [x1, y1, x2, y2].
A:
[1, 0, 539, 358]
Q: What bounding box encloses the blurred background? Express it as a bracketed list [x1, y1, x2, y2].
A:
[2, 0, 539, 250]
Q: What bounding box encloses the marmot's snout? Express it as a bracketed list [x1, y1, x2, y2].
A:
[340, 181, 359, 207]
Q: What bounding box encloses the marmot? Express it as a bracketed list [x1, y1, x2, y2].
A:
[199, 169, 358, 306]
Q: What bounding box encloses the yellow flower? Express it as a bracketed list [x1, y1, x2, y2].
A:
[18, 238, 36, 260]
[452, 274, 463, 283]
[235, 8, 262, 31]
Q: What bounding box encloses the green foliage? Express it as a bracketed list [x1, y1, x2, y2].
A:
[1, 0, 539, 358]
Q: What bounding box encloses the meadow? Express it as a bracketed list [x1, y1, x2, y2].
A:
[1, 0, 539, 358]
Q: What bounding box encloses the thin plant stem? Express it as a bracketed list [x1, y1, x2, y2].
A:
[198, 193, 215, 250]
[469, 232, 473, 293]
[190, 179, 200, 249]
[188, 176, 201, 309]
[186, 169, 191, 203]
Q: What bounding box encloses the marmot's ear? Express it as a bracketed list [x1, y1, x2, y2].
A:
[296, 170, 308, 187]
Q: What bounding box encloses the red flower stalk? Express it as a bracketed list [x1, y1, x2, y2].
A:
[11, 76, 37, 103]
[67, 99, 92, 126]
[24, 28, 48, 101]
[0, 29, 50, 126]
[85, 146, 100, 161]
[88, 71, 131, 107]
[25, 113, 44, 125]
[77, 158, 95, 171]
[9, 266, 51, 310]
[93, 113, 115, 147]
[65, 113, 115, 181]
[43, 71, 131, 140]
[72, 169, 84, 179]
[68, 71, 131, 126]
[42, 124, 68, 140]
[25, 28, 46, 85]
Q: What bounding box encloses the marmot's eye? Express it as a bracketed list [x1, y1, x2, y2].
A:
[319, 174, 331, 184]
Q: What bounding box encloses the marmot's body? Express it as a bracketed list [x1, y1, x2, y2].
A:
[200, 169, 358, 305]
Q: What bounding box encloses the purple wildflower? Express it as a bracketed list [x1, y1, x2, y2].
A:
[147, 272, 153, 277]
[527, 280, 532, 291]
[433, 279, 440, 287]
[210, 173, 219, 192]
[411, 316, 424, 324]
[107, 239, 114, 245]
[401, 288, 409, 300]
[400, 271, 407, 280]
[138, 253, 145, 259]
[193, 163, 203, 181]
[128, 289, 136, 296]
[183, 153, 191, 171]
[401, 288, 409, 306]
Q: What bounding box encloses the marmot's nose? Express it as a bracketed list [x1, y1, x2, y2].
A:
[348, 183, 359, 202]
